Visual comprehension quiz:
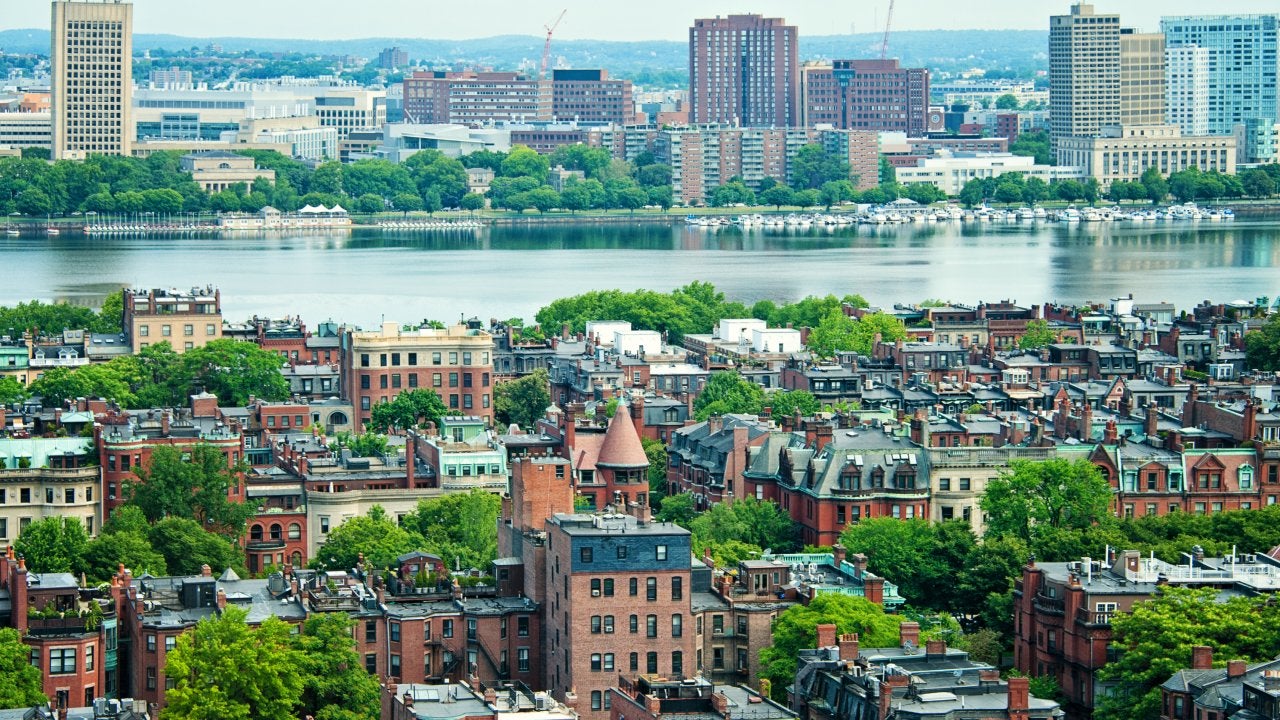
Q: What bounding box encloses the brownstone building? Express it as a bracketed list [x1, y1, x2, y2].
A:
[689, 15, 799, 127]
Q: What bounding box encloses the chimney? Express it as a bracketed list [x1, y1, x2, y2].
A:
[838, 633, 860, 661]
[899, 621, 920, 648]
[1191, 646, 1213, 670]
[833, 543, 847, 567]
[852, 553, 868, 578]
[711, 692, 730, 718]
[926, 639, 947, 657]
[216, 588, 227, 612]
[816, 623, 838, 649]
[1146, 403, 1159, 438]
[863, 576, 884, 604]
[1228, 660, 1248, 678]
[201, 563, 212, 577]
[405, 433, 415, 487]
[161, 410, 171, 435]
[1007, 676, 1030, 713]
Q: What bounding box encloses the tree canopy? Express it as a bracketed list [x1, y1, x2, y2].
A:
[369, 388, 448, 433]
[294, 613, 380, 720]
[0, 627, 46, 708]
[494, 368, 552, 429]
[1246, 313, 1280, 371]
[402, 490, 502, 572]
[980, 458, 1113, 548]
[125, 444, 255, 536]
[693, 372, 766, 421]
[14, 516, 89, 575]
[162, 606, 304, 720]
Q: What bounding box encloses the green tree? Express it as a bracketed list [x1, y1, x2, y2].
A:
[403, 490, 502, 572]
[294, 613, 380, 720]
[819, 180, 856, 209]
[980, 458, 1112, 549]
[1246, 314, 1280, 371]
[760, 594, 903, 700]
[369, 388, 449, 433]
[710, 181, 755, 208]
[769, 390, 820, 419]
[179, 339, 289, 406]
[839, 518, 975, 609]
[1010, 130, 1052, 166]
[995, 93, 1020, 110]
[689, 497, 798, 552]
[15, 516, 89, 575]
[147, 517, 245, 576]
[460, 192, 485, 213]
[126, 444, 255, 536]
[163, 606, 304, 720]
[83, 530, 168, 583]
[959, 178, 990, 207]
[526, 186, 561, 214]
[791, 144, 851, 189]
[0, 299, 99, 335]
[548, 144, 612, 179]
[500, 145, 550, 180]
[1140, 167, 1169, 204]
[1242, 168, 1276, 198]
[311, 509, 422, 571]
[655, 492, 697, 525]
[760, 184, 795, 209]
[1097, 588, 1280, 720]
[642, 437, 669, 505]
[494, 368, 551, 429]
[95, 288, 124, 333]
[0, 376, 25, 404]
[0, 627, 46, 708]
[1019, 319, 1058, 349]
[693, 372, 765, 421]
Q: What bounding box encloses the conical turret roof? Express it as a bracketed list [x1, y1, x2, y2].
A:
[597, 402, 649, 469]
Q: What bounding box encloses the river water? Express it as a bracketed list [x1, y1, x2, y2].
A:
[2, 220, 1277, 325]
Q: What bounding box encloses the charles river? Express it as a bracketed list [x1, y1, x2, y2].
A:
[2, 219, 1278, 325]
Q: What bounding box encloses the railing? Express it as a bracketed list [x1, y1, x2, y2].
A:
[1076, 608, 1113, 626]
[1033, 593, 1065, 616]
[26, 614, 106, 636]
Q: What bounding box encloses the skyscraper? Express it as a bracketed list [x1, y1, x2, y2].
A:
[1165, 45, 1210, 137]
[50, 0, 133, 160]
[1049, 4, 1122, 158]
[688, 14, 798, 128]
[1161, 14, 1280, 163]
[801, 59, 930, 136]
[1119, 30, 1166, 127]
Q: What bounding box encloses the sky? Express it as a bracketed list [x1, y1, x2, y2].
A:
[4, 1, 1280, 40]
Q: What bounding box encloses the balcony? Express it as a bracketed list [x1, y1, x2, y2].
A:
[1033, 593, 1065, 616]
[1076, 608, 1113, 626]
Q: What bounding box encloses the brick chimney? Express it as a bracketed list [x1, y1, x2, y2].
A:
[1146, 403, 1160, 438]
[405, 433, 415, 487]
[852, 553, 868, 578]
[1007, 676, 1030, 716]
[838, 633, 859, 660]
[1228, 660, 1248, 678]
[711, 692, 730, 718]
[201, 563, 212, 577]
[863, 576, 884, 604]
[833, 543, 847, 567]
[1191, 646, 1213, 670]
[926, 639, 947, 657]
[899, 621, 920, 648]
[216, 588, 227, 612]
[816, 623, 837, 649]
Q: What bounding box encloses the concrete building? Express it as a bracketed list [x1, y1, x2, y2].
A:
[403, 71, 552, 126]
[551, 70, 633, 126]
[0, 438, 99, 544]
[801, 59, 929, 136]
[895, 152, 1085, 195]
[0, 111, 52, 149]
[689, 15, 799, 128]
[369, 123, 503, 163]
[543, 512, 694, 720]
[1120, 31, 1166, 128]
[1165, 45, 1210, 137]
[179, 150, 276, 193]
[1050, 3, 1122, 157]
[931, 79, 1047, 108]
[51, 0, 133, 159]
[341, 322, 495, 430]
[378, 46, 409, 71]
[122, 286, 223, 354]
[1161, 15, 1280, 163]
[133, 85, 316, 143]
[227, 116, 338, 161]
[818, 128, 880, 191]
[147, 66, 192, 89]
[314, 88, 386, 139]
[1056, 124, 1235, 185]
[656, 125, 818, 206]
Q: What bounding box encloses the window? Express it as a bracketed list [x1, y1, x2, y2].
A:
[206, 324, 216, 336]
[518, 648, 530, 672]
[672, 577, 683, 600]
[162, 324, 171, 336]
[959, 478, 971, 491]
[591, 691, 602, 710]
[629, 578, 638, 596]
[183, 324, 193, 336]
[366, 620, 377, 642]
[617, 546, 628, 559]
[65, 488, 75, 504]
[146, 667, 156, 690]
[630, 652, 639, 671]
[646, 577, 657, 601]
[591, 653, 602, 672]
[165, 636, 176, 651]
[320, 516, 330, 534]
[592, 616, 602, 634]
[467, 619, 477, 640]
[518, 617, 529, 636]
[390, 622, 401, 642]
[146, 635, 156, 652]
[629, 615, 639, 634]
[591, 578, 602, 596]
[604, 615, 614, 633]
[672, 651, 683, 676]
[672, 614, 683, 637]
[713, 647, 725, 669]
[85, 645, 94, 671]
[50, 648, 77, 674]
[442, 620, 453, 638]
[647, 614, 658, 638]
[603, 578, 614, 597]
[604, 653, 614, 671]
[580, 547, 593, 563]
[656, 544, 668, 561]
[139, 325, 149, 337]
[390, 654, 400, 677]
[647, 652, 658, 674]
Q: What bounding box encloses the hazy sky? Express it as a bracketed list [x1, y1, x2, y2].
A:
[4, 1, 1279, 39]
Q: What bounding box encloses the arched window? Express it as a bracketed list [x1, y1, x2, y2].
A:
[250, 525, 263, 541]
[269, 523, 283, 541]
[290, 551, 303, 567]
[288, 523, 301, 540]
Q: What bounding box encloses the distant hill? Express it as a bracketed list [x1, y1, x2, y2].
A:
[0, 28, 1046, 78]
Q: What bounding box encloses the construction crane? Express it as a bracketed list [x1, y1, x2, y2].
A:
[541, 9, 568, 80]
[879, 0, 896, 60]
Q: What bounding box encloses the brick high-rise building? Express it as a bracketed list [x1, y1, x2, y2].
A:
[402, 71, 552, 125]
[543, 512, 693, 720]
[51, 0, 133, 159]
[801, 60, 930, 136]
[551, 69, 633, 126]
[688, 15, 798, 127]
[341, 322, 495, 430]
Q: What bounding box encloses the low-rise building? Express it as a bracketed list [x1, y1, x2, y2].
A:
[895, 152, 1085, 195]
[1057, 124, 1236, 186]
[179, 151, 276, 193]
[0, 437, 99, 543]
